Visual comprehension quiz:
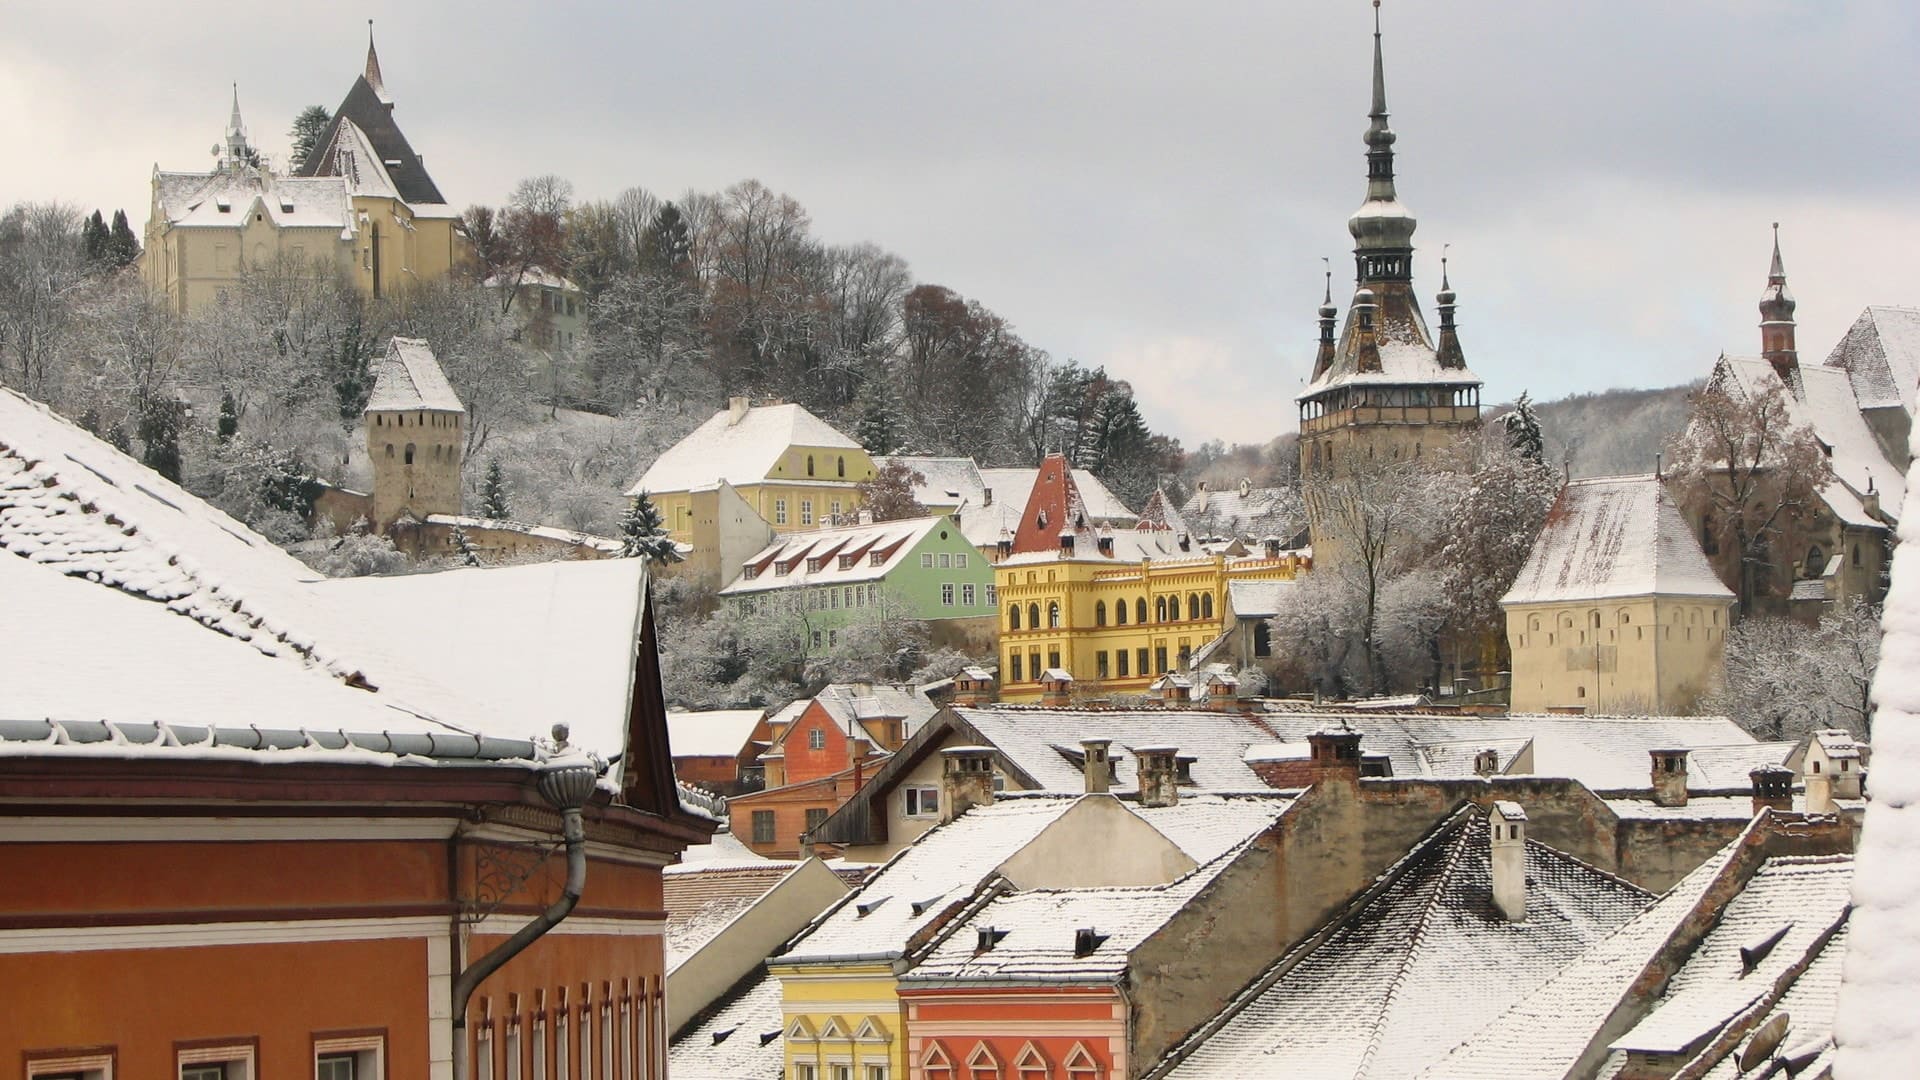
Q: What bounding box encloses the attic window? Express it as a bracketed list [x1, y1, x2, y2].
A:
[976, 927, 1008, 953]
[839, 555, 855, 569]
[1741, 923, 1793, 975]
[1073, 928, 1109, 957]
[870, 552, 885, 566]
[743, 566, 759, 580]
[807, 557, 825, 572]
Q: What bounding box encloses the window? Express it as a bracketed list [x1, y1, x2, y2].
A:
[868, 1067, 888, 1080]
[939, 553, 952, 568]
[805, 807, 828, 834]
[1047, 649, 1060, 669]
[1028, 603, 1040, 628]
[26, 1050, 114, 1080]
[838, 456, 846, 478]
[1029, 652, 1041, 678]
[776, 499, 789, 525]
[1137, 648, 1149, 675]
[1155, 647, 1168, 674]
[986, 584, 998, 609]
[807, 455, 816, 476]
[956, 553, 969, 568]
[177, 1044, 255, 1080]
[832, 500, 843, 518]
[1117, 650, 1129, 677]
[962, 584, 976, 605]
[1136, 598, 1148, 623]
[905, 786, 940, 818]
[1202, 593, 1214, 619]
[942, 583, 955, 606]
[1095, 601, 1108, 626]
[315, 1034, 384, 1080]
[404, 443, 415, 464]
[752, 810, 776, 845]
[1155, 597, 1167, 621]
[801, 500, 814, 526]
[808, 727, 827, 750]
[1114, 599, 1126, 625]
[1097, 652, 1110, 679]
[1010, 607, 1022, 631]
[796, 1065, 817, 1080]
[1168, 595, 1182, 620]
[1253, 622, 1271, 658]
[1010, 653, 1023, 681]
[922, 554, 935, 568]
[1048, 602, 1061, 628]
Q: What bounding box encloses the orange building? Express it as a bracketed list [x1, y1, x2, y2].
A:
[0, 386, 713, 1079]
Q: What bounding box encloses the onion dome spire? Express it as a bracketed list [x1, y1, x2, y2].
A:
[1760, 222, 1799, 382]
[364, 19, 391, 104]
[1313, 258, 1340, 379]
[1348, 1, 1417, 284]
[1436, 247, 1465, 369]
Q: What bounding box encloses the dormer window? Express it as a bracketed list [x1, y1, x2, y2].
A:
[870, 551, 885, 566]
[743, 566, 759, 580]
[839, 554, 855, 569]
[774, 563, 790, 577]
[807, 557, 825, 572]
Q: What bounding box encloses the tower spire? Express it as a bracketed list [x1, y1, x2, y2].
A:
[1313, 258, 1339, 380]
[1760, 222, 1799, 383]
[221, 84, 252, 170]
[1348, 1, 1416, 284]
[364, 19, 391, 103]
[1436, 245, 1465, 369]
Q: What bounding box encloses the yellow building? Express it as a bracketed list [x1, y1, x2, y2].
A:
[141, 35, 466, 314]
[1503, 475, 1736, 714]
[994, 460, 1305, 702]
[630, 397, 877, 549]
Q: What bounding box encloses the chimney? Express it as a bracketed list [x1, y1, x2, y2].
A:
[1080, 738, 1113, 794]
[951, 667, 996, 707]
[1650, 749, 1690, 807]
[1489, 801, 1528, 922]
[1264, 537, 1281, 559]
[1307, 722, 1365, 782]
[1473, 747, 1500, 777]
[1205, 673, 1244, 712]
[1039, 669, 1073, 707]
[997, 537, 1013, 560]
[727, 395, 750, 425]
[1750, 765, 1795, 816]
[940, 746, 997, 823]
[1135, 745, 1180, 808]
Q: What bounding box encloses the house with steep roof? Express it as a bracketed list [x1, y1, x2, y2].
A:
[140, 32, 466, 314]
[629, 397, 877, 554]
[1182, 478, 1307, 548]
[668, 708, 773, 794]
[1503, 474, 1736, 715]
[995, 454, 1306, 702]
[0, 386, 711, 1076]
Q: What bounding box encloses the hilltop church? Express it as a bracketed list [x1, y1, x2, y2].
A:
[140, 28, 468, 314]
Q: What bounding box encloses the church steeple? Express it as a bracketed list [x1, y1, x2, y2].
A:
[1348, 0, 1417, 284]
[220, 84, 253, 170]
[364, 20, 392, 104]
[1759, 222, 1798, 383]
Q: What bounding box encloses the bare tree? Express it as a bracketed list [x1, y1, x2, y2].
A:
[1706, 598, 1881, 739]
[1301, 456, 1439, 693]
[0, 202, 90, 400]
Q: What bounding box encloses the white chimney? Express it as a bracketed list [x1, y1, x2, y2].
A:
[1490, 801, 1528, 922]
[727, 395, 750, 425]
[1081, 738, 1112, 795]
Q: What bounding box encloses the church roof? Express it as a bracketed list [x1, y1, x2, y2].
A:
[294, 41, 447, 207]
[365, 337, 465, 414]
[1713, 355, 1904, 525]
[1823, 305, 1920, 417]
[1502, 474, 1731, 606]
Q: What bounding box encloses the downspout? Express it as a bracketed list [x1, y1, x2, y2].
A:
[451, 744, 601, 1080]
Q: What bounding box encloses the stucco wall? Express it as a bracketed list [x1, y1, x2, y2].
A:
[667, 859, 848, 1032]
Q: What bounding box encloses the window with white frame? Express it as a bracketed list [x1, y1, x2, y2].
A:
[776, 499, 789, 525]
[801, 500, 814, 525]
[866, 1067, 888, 1080]
[955, 553, 968, 568]
[26, 1051, 113, 1080]
[962, 583, 976, 606]
[938, 553, 951, 568]
[920, 553, 934, 568]
[314, 1034, 383, 1080]
[808, 727, 826, 750]
[794, 1064, 818, 1080]
[904, 785, 940, 818]
[178, 1043, 255, 1080]
[942, 583, 955, 606]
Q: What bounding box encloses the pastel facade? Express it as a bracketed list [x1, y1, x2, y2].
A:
[1503, 475, 1736, 715]
[994, 457, 1303, 703]
[722, 515, 998, 636]
[487, 266, 588, 351]
[632, 398, 877, 549]
[141, 38, 465, 315]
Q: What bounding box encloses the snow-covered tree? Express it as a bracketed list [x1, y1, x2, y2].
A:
[479, 458, 511, 520]
[619, 491, 682, 563]
[308, 531, 409, 577]
[450, 524, 482, 567]
[1707, 598, 1881, 739]
[1502, 390, 1545, 464]
[1301, 457, 1440, 693]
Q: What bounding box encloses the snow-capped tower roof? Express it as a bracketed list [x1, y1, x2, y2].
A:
[1298, 1, 1481, 401]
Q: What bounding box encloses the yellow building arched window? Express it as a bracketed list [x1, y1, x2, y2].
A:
[1168, 595, 1181, 621]
[1048, 602, 1061, 628]
[807, 455, 816, 477]
[1027, 603, 1040, 629]
[1202, 593, 1215, 619]
[1155, 596, 1167, 622]
[837, 456, 846, 478]
[1095, 601, 1107, 626]
[1136, 598, 1148, 624]
[1114, 599, 1128, 625]
[1009, 606, 1022, 631]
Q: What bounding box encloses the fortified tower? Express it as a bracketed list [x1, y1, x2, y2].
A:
[365, 337, 465, 530]
[1297, 3, 1483, 554]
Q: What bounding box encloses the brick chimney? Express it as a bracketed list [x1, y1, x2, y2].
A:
[1080, 738, 1113, 795]
[1307, 722, 1365, 782]
[1750, 764, 1794, 816]
[1135, 745, 1180, 808]
[1473, 747, 1500, 777]
[1650, 749, 1690, 808]
[941, 746, 997, 823]
[951, 666, 996, 707]
[1489, 801, 1528, 922]
[1204, 672, 1243, 712]
[1039, 669, 1074, 707]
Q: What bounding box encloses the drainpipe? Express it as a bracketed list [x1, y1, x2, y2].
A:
[451, 740, 601, 1080]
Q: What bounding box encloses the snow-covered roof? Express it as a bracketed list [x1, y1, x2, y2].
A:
[1134, 487, 1194, 536]
[365, 337, 465, 414]
[153, 169, 356, 233]
[1605, 856, 1852, 1074]
[483, 265, 581, 293]
[668, 709, 766, 759]
[952, 706, 1285, 792]
[1834, 417, 1920, 1076]
[665, 860, 803, 968]
[632, 402, 861, 496]
[812, 682, 939, 741]
[718, 516, 954, 596]
[1160, 812, 1649, 1080]
[671, 829, 775, 872]
[1715, 355, 1904, 526]
[667, 964, 785, 1080]
[1299, 284, 1482, 400]
[1823, 305, 1920, 416]
[875, 455, 985, 509]
[979, 466, 1134, 524]
[1502, 474, 1732, 606]
[1182, 484, 1305, 543]
[1226, 578, 1297, 619]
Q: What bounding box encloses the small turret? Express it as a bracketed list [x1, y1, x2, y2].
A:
[1435, 251, 1465, 370]
[1759, 223, 1798, 384]
[220, 85, 253, 171]
[1312, 262, 1339, 380]
[1352, 289, 1382, 373]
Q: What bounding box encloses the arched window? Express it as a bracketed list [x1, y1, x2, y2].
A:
[385, 443, 394, 458]
[1095, 601, 1107, 626]
[1048, 602, 1061, 628]
[1009, 606, 1022, 631]
[1136, 598, 1148, 624]
[1253, 622, 1271, 658]
[404, 443, 415, 465]
[1114, 599, 1127, 625]
[1590, 611, 1601, 628]
[807, 455, 815, 476]
[1806, 545, 1825, 575]
[837, 456, 846, 478]
[1187, 593, 1200, 619]
[1155, 596, 1167, 622]
[1168, 595, 1181, 621]
[1202, 593, 1215, 619]
[1027, 603, 1040, 629]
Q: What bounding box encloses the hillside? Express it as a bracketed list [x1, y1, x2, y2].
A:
[1510, 383, 1698, 479]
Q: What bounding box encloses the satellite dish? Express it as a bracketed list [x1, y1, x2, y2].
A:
[1738, 1012, 1792, 1072]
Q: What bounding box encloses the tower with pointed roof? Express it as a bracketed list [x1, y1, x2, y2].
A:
[1759, 223, 1798, 383]
[1296, 3, 1483, 545]
[220, 85, 253, 171]
[366, 337, 466, 530]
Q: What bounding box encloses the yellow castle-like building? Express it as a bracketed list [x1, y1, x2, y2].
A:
[141, 30, 467, 314]
[995, 458, 1306, 703]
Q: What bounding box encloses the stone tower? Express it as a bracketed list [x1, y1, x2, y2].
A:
[1759, 223, 1799, 384]
[1296, 3, 1483, 551]
[365, 337, 465, 530]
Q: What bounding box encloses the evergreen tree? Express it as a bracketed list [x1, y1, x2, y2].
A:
[450, 524, 483, 567]
[106, 210, 139, 269]
[216, 391, 240, 443]
[1503, 391, 1545, 465]
[639, 202, 692, 279]
[854, 386, 907, 456]
[137, 400, 184, 483]
[288, 105, 331, 171]
[479, 459, 511, 520]
[619, 492, 683, 564]
[81, 210, 109, 266]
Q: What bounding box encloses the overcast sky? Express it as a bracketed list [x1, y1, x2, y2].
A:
[6, 1, 1918, 448]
